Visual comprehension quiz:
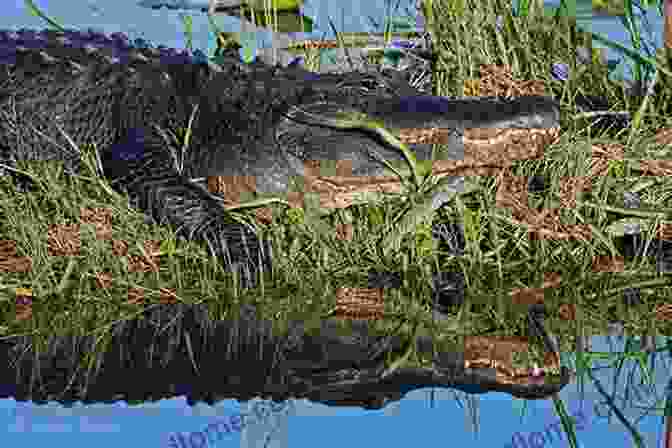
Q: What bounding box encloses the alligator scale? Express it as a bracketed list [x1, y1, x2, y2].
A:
[0, 29, 570, 406]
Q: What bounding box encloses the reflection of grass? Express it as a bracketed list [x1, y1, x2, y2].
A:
[593, 0, 626, 15]
[581, 340, 672, 448]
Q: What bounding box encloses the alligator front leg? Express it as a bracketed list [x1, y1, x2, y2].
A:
[100, 126, 273, 289]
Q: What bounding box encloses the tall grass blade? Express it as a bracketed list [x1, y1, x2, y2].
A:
[23, 0, 67, 31]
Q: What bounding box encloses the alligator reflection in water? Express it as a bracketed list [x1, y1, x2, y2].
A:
[0, 303, 570, 409]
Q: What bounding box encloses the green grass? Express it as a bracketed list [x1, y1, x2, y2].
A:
[3, 0, 672, 444]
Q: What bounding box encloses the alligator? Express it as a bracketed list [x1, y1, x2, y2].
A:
[0, 28, 571, 405]
[0, 28, 562, 288]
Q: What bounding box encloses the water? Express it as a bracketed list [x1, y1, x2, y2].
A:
[4, 0, 667, 83]
[536, 0, 667, 83]
[140, 0, 669, 84]
[0, 0, 419, 63]
[203, 0, 422, 67]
